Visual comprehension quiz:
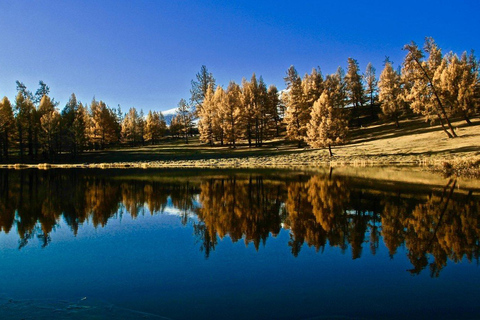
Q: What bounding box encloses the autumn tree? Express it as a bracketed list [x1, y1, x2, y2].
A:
[197, 84, 215, 145]
[345, 58, 365, 109]
[176, 99, 193, 143]
[38, 95, 59, 157]
[241, 75, 258, 147]
[222, 81, 243, 147]
[40, 109, 61, 158]
[169, 114, 182, 138]
[306, 75, 349, 156]
[378, 62, 406, 127]
[90, 99, 120, 149]
[72, 102, 89, 153]
[402, 38, 457, 138]
[212, 86, 227, 145]
[283, 66, 309, 147]
[121, 107, 141, 146]
[439, 51, 480, 124]
[144, 110, 166, 144]
[0, 97, 15, 160]
[14, 91, 35, 160]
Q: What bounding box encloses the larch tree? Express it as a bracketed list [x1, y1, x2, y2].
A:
[0, 97, 15, 160]
[72, 102, 89, 154]
[61, 93, 78, 155]
[402, 38, 457, 138]
[122, 107, 140, 146]
[378, 62, 405, 127]
[302, 68, 324, 106]
[144, 110, 166, 145]
[212, 86, 227, 145]
[345, 58, 365, 110]
[40, 109, 61, 158]
[440, 52, 480, 124]
[241, 76, 258, 147]
[90, 99, 120, 149]
[197, 84, 215, 145]
[306, 75, 349, 156]
[169, 114, 182, 138]
[176, 99, 193, 143]
[222, 81, 243, 148]
[38, 95, 58, 157]
[283, 65, 309, 147]
[14, 91, 35, 160]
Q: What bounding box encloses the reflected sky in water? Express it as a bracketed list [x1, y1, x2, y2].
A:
[0, 168, 479, 319]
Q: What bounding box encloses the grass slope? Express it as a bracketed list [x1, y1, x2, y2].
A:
[1, 117, 479, 172]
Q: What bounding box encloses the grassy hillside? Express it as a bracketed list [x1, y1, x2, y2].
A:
[1, 116, 479, 174]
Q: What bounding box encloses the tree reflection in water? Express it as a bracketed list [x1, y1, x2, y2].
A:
[0, 169, 478, 276]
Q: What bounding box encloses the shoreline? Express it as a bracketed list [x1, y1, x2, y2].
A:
[1, 153, 478, 178]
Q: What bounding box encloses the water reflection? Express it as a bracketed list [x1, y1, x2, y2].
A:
[0, 169, 479, 277]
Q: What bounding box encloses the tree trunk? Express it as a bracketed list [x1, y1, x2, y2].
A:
[463, 111, 472, 125]
[328, 144, 333, 157]
[414, 57, 457, 138]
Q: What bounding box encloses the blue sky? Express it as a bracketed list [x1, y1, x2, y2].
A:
[1, 0, 479, 113]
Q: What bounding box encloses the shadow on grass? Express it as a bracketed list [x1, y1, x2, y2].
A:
[70, 138, 310, 164]
[349, 117, 480, 145]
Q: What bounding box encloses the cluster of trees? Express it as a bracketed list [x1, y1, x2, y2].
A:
[2, 169, 478, 276]
[277, 38, 480, 154]
[189, 66, 282, 148]
[0, 81, 168, 161]
[379, 37, 480, 137]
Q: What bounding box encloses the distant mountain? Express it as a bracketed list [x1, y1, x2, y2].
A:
[160, 106, 198, 126]
[160, 107, 178, 126]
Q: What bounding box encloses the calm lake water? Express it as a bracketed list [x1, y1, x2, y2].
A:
[0, 168, 479, 319]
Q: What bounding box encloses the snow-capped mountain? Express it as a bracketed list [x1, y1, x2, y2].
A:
[160, 107, 178, 126]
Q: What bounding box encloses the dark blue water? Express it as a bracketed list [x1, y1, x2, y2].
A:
[0, 169, 479, 319]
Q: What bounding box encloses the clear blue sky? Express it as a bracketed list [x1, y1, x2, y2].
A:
[1, 0, 479, 113]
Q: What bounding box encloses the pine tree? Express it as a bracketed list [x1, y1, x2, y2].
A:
[190, 65, 215, 117]
[266, 85, 282, 137]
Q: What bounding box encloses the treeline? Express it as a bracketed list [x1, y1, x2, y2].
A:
[1, 37, 479, 161]
[0, 81, 168, 161]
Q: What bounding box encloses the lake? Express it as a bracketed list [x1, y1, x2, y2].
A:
[0, 167, 479, 319]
